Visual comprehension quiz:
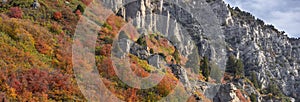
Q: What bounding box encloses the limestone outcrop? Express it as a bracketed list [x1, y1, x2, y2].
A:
[103, 0, 300, 101]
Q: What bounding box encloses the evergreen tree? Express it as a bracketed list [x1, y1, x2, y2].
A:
[226, 55, 236, 74]
[136, 35, 147, 46]
[250, 72, 259, 88]
[76, 4, 85, 13]
[267, 81, 282, 97]
[226, 55, 245, 77]
[201, 56, 210, 81]
[173, 49, 181, 64]
[250, 93, 257, 102]
[235, 59, 244, 77]
[150, 48, 154, 54]
[209, 63, 223, 83]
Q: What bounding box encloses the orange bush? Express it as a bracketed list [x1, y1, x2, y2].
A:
[125, 88, 138, 102]
[98, 58, 116, 77]
[130, 63, 150, 78]
[157, 73, 178, 96]
[0, 1, 88, 101]
[5, 68, 76, 101]
[100, 44, 112, 56]
[53, 12, 62, 20]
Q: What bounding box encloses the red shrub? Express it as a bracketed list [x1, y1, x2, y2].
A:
[125, 88, 138, 102]
[23, 69, 49, 93]
[99, 58, 116, 77]
[75, 10, 82, 16]
[53, 12, 63, 20]
[159, 38, 169, 47]
[9, 7, 23, 18]
[7, 68, 73, 98]
[82, 0, 93, 5]
[157, 74, 178, 96]
[8, 69, 49, 94]
[9, 74, 21, 91]
[48, 71, 72, 91]
[100, 44, 112, 56]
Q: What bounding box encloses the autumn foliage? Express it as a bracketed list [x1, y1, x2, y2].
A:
[53, 12, 63, 20]
[75, 10, 82, 16]
[0, 0, 192, 101]
[82, 0, 93, 5]
[156, 72, 179, 96]
[0, 68, 78, 101]
[0, 1, 86, 101]
[9, 7, 23, 18]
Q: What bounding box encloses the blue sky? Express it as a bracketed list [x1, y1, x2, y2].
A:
[224, 0, 300, 38]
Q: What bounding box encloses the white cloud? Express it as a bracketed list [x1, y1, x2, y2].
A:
[224, 0, 300, 38]
[270, 11, 300, 37]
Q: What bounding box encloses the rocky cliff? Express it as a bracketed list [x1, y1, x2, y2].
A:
[102, 0, 300, 101]
[209, 0, 300, 101]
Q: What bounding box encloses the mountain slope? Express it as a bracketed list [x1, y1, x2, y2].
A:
[209, 0, 300, 101]
[0, 0, 299, 101]
[105, 0, 300, 101]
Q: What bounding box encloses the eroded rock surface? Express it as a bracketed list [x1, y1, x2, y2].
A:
[104, 0, 300, 101]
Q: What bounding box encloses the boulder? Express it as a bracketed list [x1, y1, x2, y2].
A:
[32, 0, 41, 9]
[148, 54, 163, 69]
[130, 43, 150, 60]
[213, 83, 240, 102]
[114, 38, 132, 59]
[170, 64, 192, 92]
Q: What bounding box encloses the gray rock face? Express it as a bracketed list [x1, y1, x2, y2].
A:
[117, 38, 133, 58]
[112, 0, 226, 67]
[170, 64, 192, 93]
[102, 0, 300, 101]
[208, 0, 300, 100]
[213, 83, 240, 102]
[148, 55, 163, 69]
[130, 43, 150, 60]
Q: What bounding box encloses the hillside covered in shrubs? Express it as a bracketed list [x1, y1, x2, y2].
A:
[0, 0, 89, 101]
[1, 0, 299, 101]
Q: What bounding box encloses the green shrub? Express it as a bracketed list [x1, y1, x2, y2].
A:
[102, 23, 112, 30]
[250, 93, 257, 102]
[158, 53, 166, 58]
[225, 55, 244, 77]
[226, 55, 236, 74]
[75, 4, 85, 13]
[172, 49, 180, 63]
[150, 48, 154, 54]
[235, 59, 244, 77]
[201, 56, 210, 81]
[136, 36, 147, 47]
[281, 97, 291, 102]
[250, 72, 259, 88]
[10, 0, 34, 8]
[267, 81, 283, 97]
[95, 46, 102, 55]
[102, 36, 113, 44]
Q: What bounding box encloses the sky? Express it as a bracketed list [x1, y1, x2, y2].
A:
[223, 0, 300, 38]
